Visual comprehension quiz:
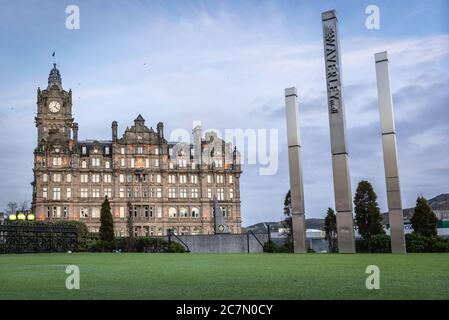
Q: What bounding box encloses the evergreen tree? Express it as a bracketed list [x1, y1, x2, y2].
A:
[354, 180, 385, 239]
[282, 190, 293, 252]
[99, 196, 114, 243]
[411, 196, 438, 237]
[324, 208, 338, 252]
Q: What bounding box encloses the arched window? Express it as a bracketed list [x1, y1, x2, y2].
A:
[179, 207, 188, 218]
[191, 207, 200, 218]
[168, 207, 177, 218]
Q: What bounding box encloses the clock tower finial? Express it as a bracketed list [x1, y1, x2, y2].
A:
[47, 63, 62, 89]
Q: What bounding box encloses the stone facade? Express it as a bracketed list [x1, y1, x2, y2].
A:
[31, 64, 242, 236]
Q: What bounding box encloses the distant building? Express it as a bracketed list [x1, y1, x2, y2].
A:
[32, 64, 242, 236]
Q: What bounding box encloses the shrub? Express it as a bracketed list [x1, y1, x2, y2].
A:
[168, 241, 186, 253]
[263, 240, 277, 253]
[356, 234, 391, 253]
[86, 240, 113, 252]
[405, 233, 449, 252]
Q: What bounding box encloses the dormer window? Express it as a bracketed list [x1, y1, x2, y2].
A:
[105, 146, 110, 155]
[93, 149, 98, 154]
[54, 147, 60, 153]
[82, 146, 87, 155]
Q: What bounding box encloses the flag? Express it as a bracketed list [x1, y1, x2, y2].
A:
[52, 51, 55, 57]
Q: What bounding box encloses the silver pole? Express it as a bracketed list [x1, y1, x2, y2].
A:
[285, 87, 307, 253]
[374, 51, 406, 254]
[321, 10, 355, 253]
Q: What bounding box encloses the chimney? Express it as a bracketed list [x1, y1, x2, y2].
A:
[157, 122, 164, 141]
[72, 122, 78, 143]
[192, 125, 202, 163]
[112, 121, 118, 142]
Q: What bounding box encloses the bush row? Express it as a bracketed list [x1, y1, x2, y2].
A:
[84, 236, 186, 253]
[356, 233, 449, 253]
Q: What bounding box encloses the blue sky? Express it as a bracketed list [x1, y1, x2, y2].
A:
[0, 0, 448, 225]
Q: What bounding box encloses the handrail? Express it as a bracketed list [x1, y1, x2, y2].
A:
[246, 230, 265, 253]
[167, 230, 190, 253]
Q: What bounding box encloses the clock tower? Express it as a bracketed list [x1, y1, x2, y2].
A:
[35, 64, 74, 146]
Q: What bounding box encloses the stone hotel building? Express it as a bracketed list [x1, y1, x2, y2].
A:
[31, 64, 242, 236]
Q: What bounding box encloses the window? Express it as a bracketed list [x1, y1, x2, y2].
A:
[156, 174, 161, 183]
[190, 175, 198, 184]
[229, 175, 233, 184]
[53, 187, 61, 200]
[154, 159, 159, 167]
[92, 158, 100, 167]
[104, 174, 112, 183]
[119, 187, 125, 198]
[207, 188, 212, 199]
[169, 162, 174, 169]
[81, 188, 88, 198]
[137, 147, 143, 154]
[169, 175, 176, 184]
[178, 159, 187, 167]
[80, 207, 88, 218]
[43, 187, 48, 199]
[156, 207, 162, 218]
[155, 148, 159, 155]
[179, 188, 187, 198]
[81, 174, 88, 183]
[134, 186, 140, 197]
[168, 188, 176, 198]
[127, 174, 132, 183]
[81, 160, 87, 168]
[53, 173, 61, 182]
[47, 207, 50, 218]
[207, 175, 212, 184]
[168, 207, 177, 218]
[119, 174, 124, 183]
[53, 157, 62, 166]
[43, 173, 48, 182]
[52, 206, 61, 218]
[143, 186, 149, 198]
[191, 207, 200, 218]
[127, 187, 132, 198]
[120, 158, 125, 167]
[144, 206, 153, 218]
[217, 188, 224, 201]
[191, 162, 196, 170]
[91, 208, 100, 218]
[66, 174, 72, 182]
[63, 207, 68, 218]
[191, 188, 198, 198]
[120, 147, 125, 155]
[214, 159, 223, 168]
[221, 207, 228, 217]
[104, 188, 112, 198]
[119, 207, 125, 218]
[145, 159, 150, 168]
[66, 188, 71, 199]
[92, 188, 100, 198]
[92, 174, 100, 183]
[105, 146, 110, 155]
[105, 161, 110, 169]
[179, 207, 188, 218]
[42, 158, 46, 167]
[217, 175, 224, 184]
[179, 175, 187, 184]
[82, 146, 87, 154]
[156, 188, 162, 198]
[130, 158, 135, 168]
[229, 188, 234, 199]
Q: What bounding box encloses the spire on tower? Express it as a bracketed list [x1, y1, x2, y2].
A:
[47, 63, 62, 89]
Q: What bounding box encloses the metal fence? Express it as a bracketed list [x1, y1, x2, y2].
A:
[0, 222, 78, 254]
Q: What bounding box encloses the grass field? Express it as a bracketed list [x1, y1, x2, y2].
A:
[0, 253, 448, 300]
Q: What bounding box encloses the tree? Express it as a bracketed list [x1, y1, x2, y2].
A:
[281, 190, 293, 252]
[411, 196, 438, 237]
[18, 200, 30, 213]
[99, 196, 114, 243]
[6, 202, 18, 216]
[354, 180, 385, 239]
[324, 208, 338, 252]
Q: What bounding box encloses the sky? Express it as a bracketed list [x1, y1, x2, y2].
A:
[0, 0, 448, 226]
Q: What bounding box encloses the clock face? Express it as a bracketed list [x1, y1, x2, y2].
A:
[218, 224, 225, 232]
[48, 101, 61, 113]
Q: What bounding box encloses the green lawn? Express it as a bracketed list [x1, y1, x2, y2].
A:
[0, 253, 448, 300]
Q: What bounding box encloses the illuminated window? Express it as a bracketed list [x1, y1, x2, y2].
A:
[66, 174, 72, 182]
[43, 187, 48, 199]
[105, 161, 110, 169]
[42, 174, 48, 182]
[156, 188, 162, 198]
[179, 175, 187, 184]
[119, 187, 124, 198]
[53, 173, 61, 182]
[190, 175, 198, 184]
[80, 188, 88, 198]
[81, 160, 87, 168]
[81, 174, 88, 183]
[53, 187, 61, 200]
[229, 188, 234, 199]
[179, 188, 187, 198]
[217, 188, 224, 201]
[168, 188, 176, 198]
[80, 207, 88, 218]
[168, 207, 177, 218]
[191, 188, 198, 198]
